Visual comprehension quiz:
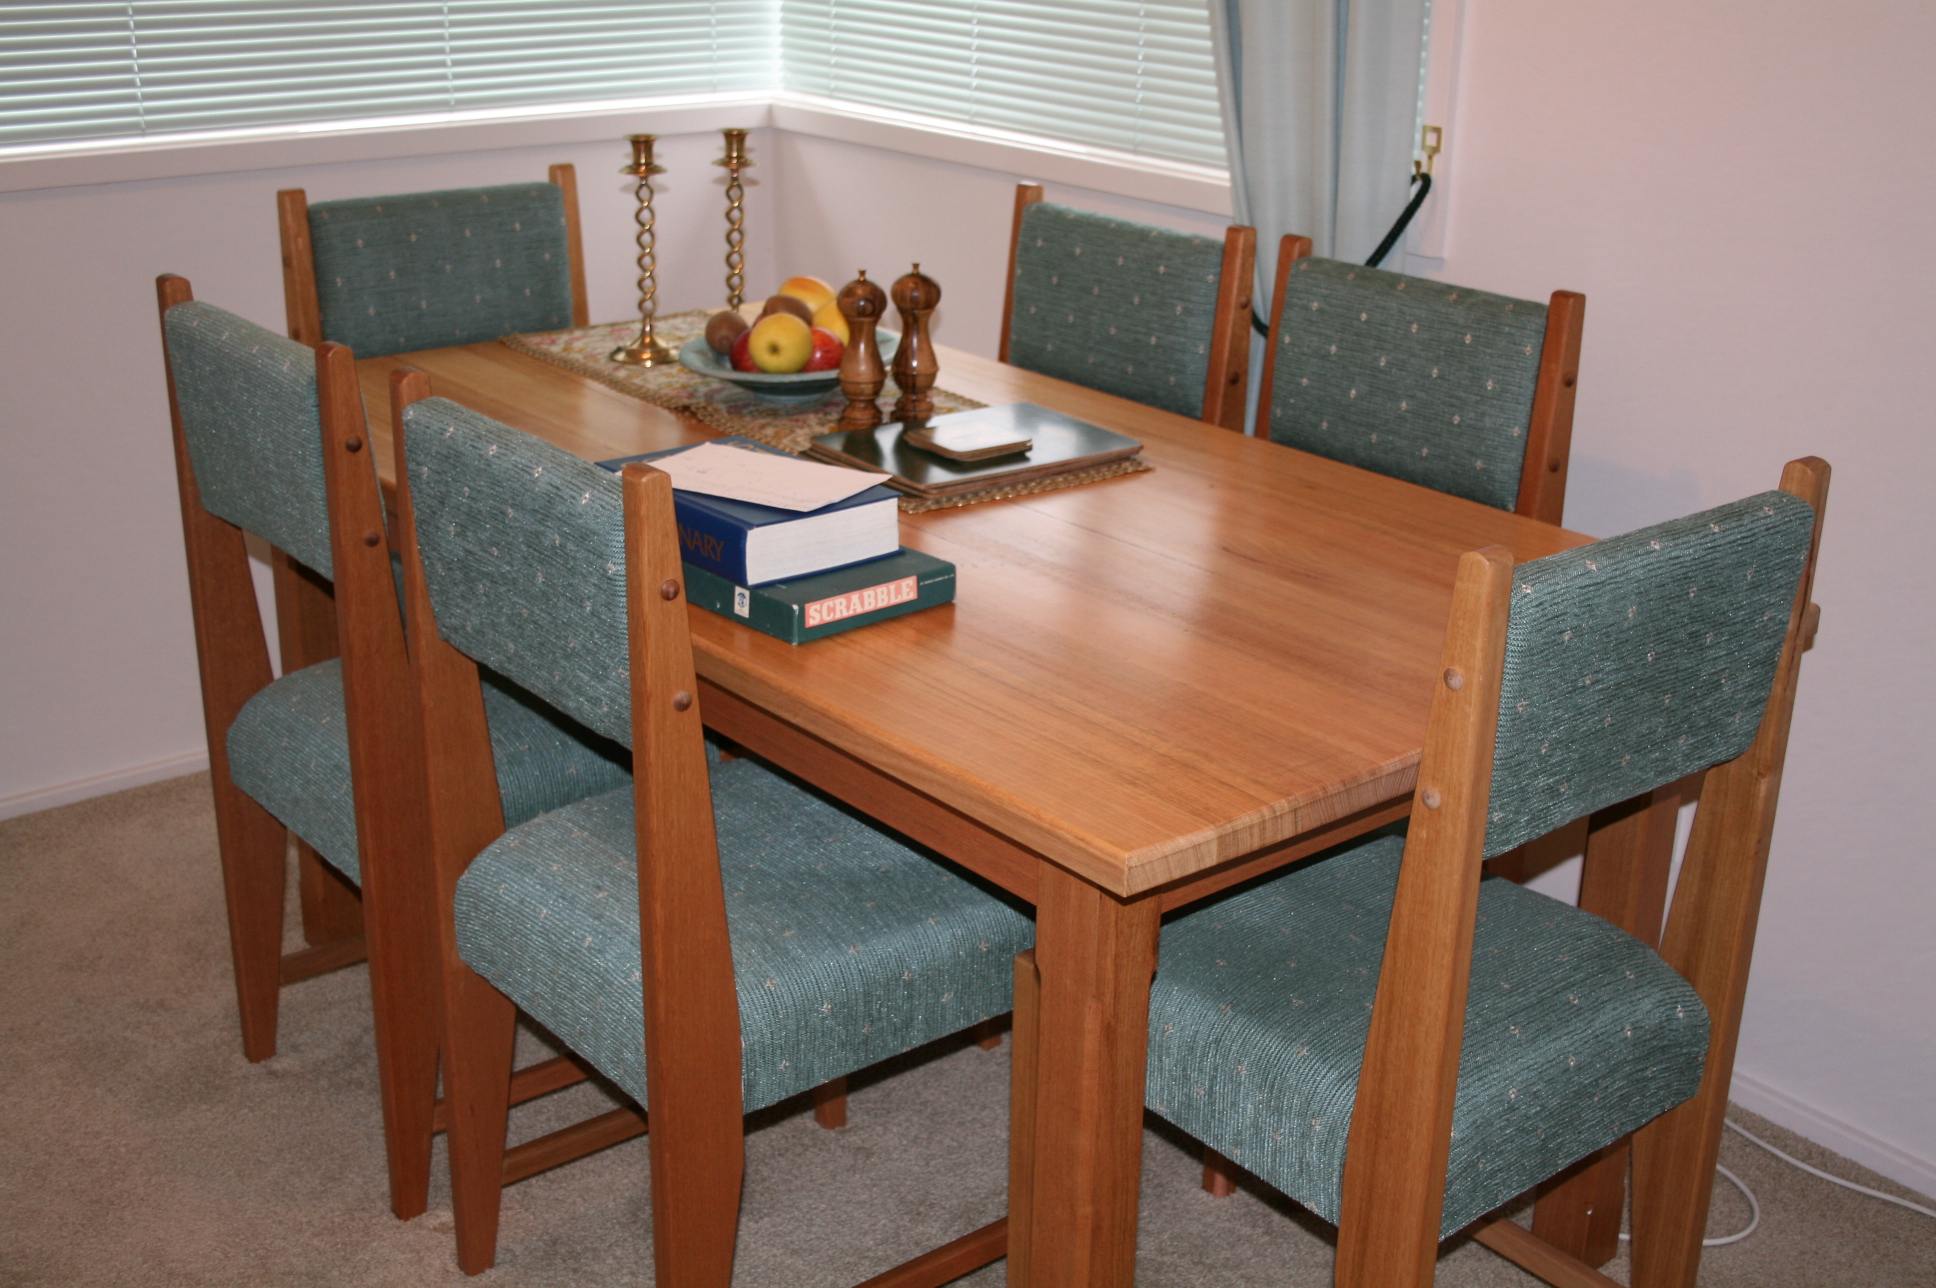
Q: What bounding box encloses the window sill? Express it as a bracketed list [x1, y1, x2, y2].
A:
[0, 90, 1233, 216]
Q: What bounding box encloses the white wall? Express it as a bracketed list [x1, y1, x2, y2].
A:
[2, 0, 1931, 1194]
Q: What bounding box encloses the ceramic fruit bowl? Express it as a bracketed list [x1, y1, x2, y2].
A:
[677, 331, 898, 404]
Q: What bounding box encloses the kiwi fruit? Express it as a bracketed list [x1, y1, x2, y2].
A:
[705, 308, 749, 354]
[759, 293, 814, 324]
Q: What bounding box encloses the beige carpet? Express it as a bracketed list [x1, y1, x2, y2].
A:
[3, 773, 1931, 1286]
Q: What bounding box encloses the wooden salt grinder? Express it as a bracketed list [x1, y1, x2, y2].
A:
[836, 271, 889, 432]
[890, 263, 941, 424]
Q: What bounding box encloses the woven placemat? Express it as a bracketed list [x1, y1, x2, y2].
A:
[502, 312, 1151, 509]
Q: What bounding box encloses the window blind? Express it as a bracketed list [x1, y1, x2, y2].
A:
[780, 1, 1226, 168]
[0, 1, 776, 151]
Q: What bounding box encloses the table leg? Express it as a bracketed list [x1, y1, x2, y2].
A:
[1026, 862, 1161, 1288]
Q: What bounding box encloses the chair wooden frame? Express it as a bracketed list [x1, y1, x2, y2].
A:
[277, 163, 591, 349]
[1012, 457, 1829, 1288]
[1253, 233, 1586, 526]
[997, 182, 1257, 433]
[159, 276, 609, 1221]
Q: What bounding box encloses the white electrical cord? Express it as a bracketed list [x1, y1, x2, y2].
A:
[1617, 1158, 1759, 1247]
[1616, 1116, 1936, 1248]
[1724, 1118, 1936, 1221]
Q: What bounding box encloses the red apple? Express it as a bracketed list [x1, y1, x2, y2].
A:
[803, 326, 845, 372]
[729, 328, 757, 372]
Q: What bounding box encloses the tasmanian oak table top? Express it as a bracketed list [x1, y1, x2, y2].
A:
[357, 339, 1588, 897]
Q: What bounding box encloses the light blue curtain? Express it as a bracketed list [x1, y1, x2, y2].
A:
[1209, 0, 1431, 304]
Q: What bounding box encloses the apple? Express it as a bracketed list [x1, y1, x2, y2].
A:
[777, 275, 837, 315]
[810, 299, 850, 345]
[747, 313, 813, 373]
[803, 326, 844, 372]
[760, 293, 813, 324]
[729, 328, 757, 372]
[705, 308, 749, 354]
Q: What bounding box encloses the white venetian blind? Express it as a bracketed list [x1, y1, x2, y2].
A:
[0, 1, 776, 151]
[780, 0, 1227, 168]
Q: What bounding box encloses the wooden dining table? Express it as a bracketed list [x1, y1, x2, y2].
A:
[357, 337, 1588, 1288]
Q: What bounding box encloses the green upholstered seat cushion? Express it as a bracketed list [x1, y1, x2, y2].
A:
[1267, 257, 1549, 511]
[226, 658, 631, 885]
[164, 301, 338, 578]
[452, 757, 1034, 1115]
[1008, 202, 1226, 418]
[1145, 832, 1708, 1237]
[308, 183, 574, 359]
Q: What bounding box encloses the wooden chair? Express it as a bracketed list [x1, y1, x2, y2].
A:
[1010, 457, 1830, 1288]
[388, 379, 1034, 1278]
[156, 276, 636, 1218]
[277, 164, 590, 356]
[999, 183, 1256, 431]
[1256, 235, 1585, 525]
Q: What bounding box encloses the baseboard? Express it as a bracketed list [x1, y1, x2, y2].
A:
[0, 750, 209, 823]
[1730, 1068, 1936, 1200]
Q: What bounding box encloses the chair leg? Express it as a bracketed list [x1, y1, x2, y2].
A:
[1629, 1091, 1728, 1288]
[1007, 950, 1040, 1288]
[444, 965, 518, 1275]
[813, 1077, 848, 1129]
[361, 870, 443, 1220]
[1202, 1147, 1240, 1198]
[210, 780, 292, 1062]
[1531, 1141, 1627, 1269]
[297, 840, 364, 945]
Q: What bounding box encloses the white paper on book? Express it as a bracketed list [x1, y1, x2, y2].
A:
[655, 441, 888, 512]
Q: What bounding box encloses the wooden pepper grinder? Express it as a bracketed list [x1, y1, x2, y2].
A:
[890, 263, 941, 424]
[835, 270, 889, 433]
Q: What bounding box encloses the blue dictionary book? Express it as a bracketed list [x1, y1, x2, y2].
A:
[598, 438, 900, 586]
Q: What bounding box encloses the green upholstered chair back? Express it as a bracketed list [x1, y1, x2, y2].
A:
[163, 300, 343, 578]
[309, 183, 574, 359]
[402, 397, 632, 746]
[1483, 490, 1815, 855]
[1267, 256, 1549, 511]
[1008, 201, 1227, 418]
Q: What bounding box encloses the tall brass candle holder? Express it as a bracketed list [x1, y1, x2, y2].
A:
[610, 134, 671, 367]
[714, 128, 753, 309]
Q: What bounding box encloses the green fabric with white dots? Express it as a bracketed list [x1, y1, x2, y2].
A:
[226, 659, 633, 886]
[1147, 833, 1709, 1236]
[454, 765, 1033, 1114]
[165, 301, 337, 578]
[1007, 202, 1226, 418]
[403, 397, 634, 745]
[309, 183, 574, 359]
[1485, 490, 1813, 856]
[1268, 257, 1549, 511]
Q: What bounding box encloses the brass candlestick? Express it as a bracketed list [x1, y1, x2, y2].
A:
[890, 263, 941, 424]
[713, 128, 753, 309]
[610, 134, 671, 366]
